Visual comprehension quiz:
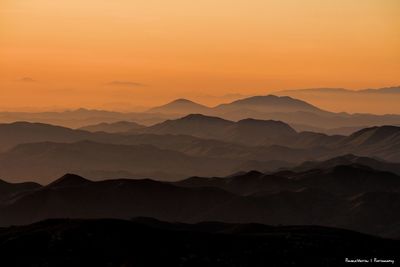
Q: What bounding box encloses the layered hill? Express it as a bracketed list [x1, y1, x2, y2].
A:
[214, 94, 322, 114]
[141, 114, 297, 145]
[0, 179, 41, 202]
[79, 121, 145, 133]
[0, 121, 400, 183]
[292, 154, 400, 175]
[0, 141, 242, 183]
[177, 164, 400, 197]
[1, 164, 400, 237]
[337, 126, 400, 161]
[0, 121, 94, 151]
[2, 94, 400, 129]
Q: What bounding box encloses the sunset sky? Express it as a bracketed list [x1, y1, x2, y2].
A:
[1, 0, 399, 111]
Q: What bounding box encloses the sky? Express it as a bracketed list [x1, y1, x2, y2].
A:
[1, 0, 399, 112]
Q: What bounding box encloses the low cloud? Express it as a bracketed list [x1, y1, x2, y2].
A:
[18, 77, 36, 82]
[106, 81, 145, 87]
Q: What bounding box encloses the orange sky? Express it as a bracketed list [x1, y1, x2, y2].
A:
[1, 0, 399, 112]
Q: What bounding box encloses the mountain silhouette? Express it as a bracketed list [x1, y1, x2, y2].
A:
[177, 164, 400, 197]
[148, 99, 210, 114]
[0, 179, 41, 203]
[338, 126, 400, 161]
[1, 165, 400, 237]
[48, 173, 93, 188]
[1, 93, 400, 129]
[277, 86, 400, 94]
[142, 114, 233, 139]
[292, 154, 400, 175]
[225, 118, 297, 145]
[0, 121, 94, 151]
[142, 114, 297, 145]
[214, 95, 322, 113]
[342, 125, 400, 147]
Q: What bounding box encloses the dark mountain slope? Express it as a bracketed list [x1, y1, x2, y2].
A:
[48, 173, 93, 188]
[347, 191, 400, 237]
[341, 126, 400, 147]
[0, 174, 236, 226]
[177, 164, 400, 197]
[338, 126, 400, 161]
[1, 166, 400, 237]
[0, 179, 41, 203]
[292, 154, 400, 175]
[0, 218, 398, 267]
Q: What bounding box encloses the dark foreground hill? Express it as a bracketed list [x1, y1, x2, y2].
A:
[0, 218, 398, 267]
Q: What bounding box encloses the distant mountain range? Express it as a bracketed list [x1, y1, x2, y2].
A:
[214, 94, 322, 113]
[0, 108, 174, 128]
[148, 95, 321, 115]
[1, 162, 400, 238]
[277, 86, 400, 94]
[1, 93, 400, 130]
[273, 87, 400, 114]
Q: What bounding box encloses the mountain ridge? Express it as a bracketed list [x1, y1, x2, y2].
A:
[1, 165, 400, 237]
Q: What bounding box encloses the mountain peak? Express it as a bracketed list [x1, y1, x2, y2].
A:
[161, 98, 207, 108]
[235, 118, 297, 135]
[170, 98, 197, 104]
[48, 173, 92, 188]
[180, 113, 230, 122]
[215, 94, 322, 113]
[148, 99, 209, 114]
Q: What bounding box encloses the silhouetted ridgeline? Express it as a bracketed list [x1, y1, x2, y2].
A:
[1, 94, 400, 129]
[1, 163, 400, 238]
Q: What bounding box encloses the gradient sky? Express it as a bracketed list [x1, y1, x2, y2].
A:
[1, 0, 399, 111]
